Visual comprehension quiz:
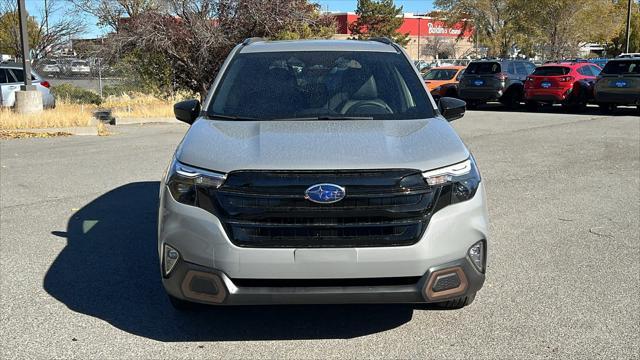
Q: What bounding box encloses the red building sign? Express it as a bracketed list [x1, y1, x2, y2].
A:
[333, 13, 473, 38]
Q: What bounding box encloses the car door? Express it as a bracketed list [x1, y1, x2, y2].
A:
[0, 68, 20, 107]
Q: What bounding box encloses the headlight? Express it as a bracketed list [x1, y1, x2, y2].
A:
[166, 158, 226, 206]
[422, 156, 481, 204]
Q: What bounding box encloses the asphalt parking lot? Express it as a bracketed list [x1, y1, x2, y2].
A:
[1, 106, 638, 358]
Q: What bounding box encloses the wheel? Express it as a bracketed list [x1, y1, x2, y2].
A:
[500, 90, 521, 109]
[525, 100, 539, 111]
[466, 101, 479, 110]
[168, 294, 197, 310]
[445, 89, 458, 98]
[599, 103, 615, 114]
[432, 292, 476, 309]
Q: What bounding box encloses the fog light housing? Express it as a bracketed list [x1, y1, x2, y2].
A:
[163, 244, 180, 277]
[468, 240, 486, 273]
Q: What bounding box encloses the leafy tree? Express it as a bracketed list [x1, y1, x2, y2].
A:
[512, 0, 620, 60]
[348, 0, 410, 46]
[434, 0, 519, 58]
[605, 0, 640, 56]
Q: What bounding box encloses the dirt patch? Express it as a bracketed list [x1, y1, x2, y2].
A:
[0, 130, 72, 140]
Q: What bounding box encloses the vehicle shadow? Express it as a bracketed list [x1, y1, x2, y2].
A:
[470, 102, 638, 116]
[43, 182, 414, 342]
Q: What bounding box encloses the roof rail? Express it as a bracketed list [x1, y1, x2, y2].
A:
[242, 37, 266, 46]
[368, 37, 401, 53]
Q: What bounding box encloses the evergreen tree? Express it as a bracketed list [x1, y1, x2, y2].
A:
[349, 0, 410, 46]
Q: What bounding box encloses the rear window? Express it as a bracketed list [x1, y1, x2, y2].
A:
[465, 62, 501, 75]
[532, 66, 571, 76]
[423, 69, 458, 80]
[602, 60, 640, 75]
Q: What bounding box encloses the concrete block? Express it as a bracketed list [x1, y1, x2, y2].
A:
[14, 90, 43, 114]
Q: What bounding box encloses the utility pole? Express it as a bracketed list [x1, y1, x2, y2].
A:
[17, 0, 32, 88]
[417, 17, 421, 60]
[624, 0, 632, 53]
[15, 0, 43, 113]
[45, 0, 50, 35]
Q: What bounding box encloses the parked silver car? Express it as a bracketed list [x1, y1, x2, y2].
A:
[0, 64, 56, 108]
[159, 38, 488, 310]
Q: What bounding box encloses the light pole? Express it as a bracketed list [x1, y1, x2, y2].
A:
[624, 0, 632, 53]
[15, 0, 43, 113]
[17, 0, 32, 88]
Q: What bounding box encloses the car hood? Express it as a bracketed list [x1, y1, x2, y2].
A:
[176, 118, 469, 172]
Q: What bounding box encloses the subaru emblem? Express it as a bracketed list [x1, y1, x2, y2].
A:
[304, 183, 346, 204]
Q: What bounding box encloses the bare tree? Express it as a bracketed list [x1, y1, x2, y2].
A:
[68, 0, 163, 31]
[0, 0, 84, 61]
[421, 36, 455, 59]
[108, 0, 335, 99]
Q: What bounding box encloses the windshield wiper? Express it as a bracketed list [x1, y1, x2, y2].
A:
[206, 114, 261, 121]
[273, 116, 375, 121]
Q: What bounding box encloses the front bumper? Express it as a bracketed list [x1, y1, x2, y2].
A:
[162, 256, 485, 305]
[158, 182, 488, 304]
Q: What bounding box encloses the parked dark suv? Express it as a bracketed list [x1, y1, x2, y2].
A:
[458, 59, 536, 108]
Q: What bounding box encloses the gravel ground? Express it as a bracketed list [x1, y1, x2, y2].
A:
[1, 106, 638, 359]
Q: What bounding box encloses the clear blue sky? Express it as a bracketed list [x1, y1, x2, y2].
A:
[25, 0, 436, 38]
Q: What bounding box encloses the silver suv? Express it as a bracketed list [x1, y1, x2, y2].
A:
[159, 38, 488, 310]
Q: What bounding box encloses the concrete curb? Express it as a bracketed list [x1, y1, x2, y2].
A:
[115, 117, 179, 125]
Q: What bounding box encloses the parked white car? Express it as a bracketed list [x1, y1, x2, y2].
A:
[0, 64, 56, 108]
[70, 60, 91, 75]
[41, 60, 61, 75]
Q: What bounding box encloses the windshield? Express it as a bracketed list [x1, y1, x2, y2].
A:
[208, 51, 434, 120]
[532, 66, 570, 76]
[464, 62, 501, 75]
[602, 60, 640, 75]
[423, 69, 458, 80]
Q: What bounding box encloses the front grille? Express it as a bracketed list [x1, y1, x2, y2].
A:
[197, 170, 439, 248]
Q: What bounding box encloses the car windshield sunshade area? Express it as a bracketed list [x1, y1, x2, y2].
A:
[532, 66, 570, 76]
[602, 60, 640, 75]
[464, 62, 501, 75]
[423, 69, 458, 80]
[208, 51, 434, 120]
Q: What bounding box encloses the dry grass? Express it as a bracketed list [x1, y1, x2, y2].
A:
[0, 94, 176, 130]
[106, 94, 174, 119]
[0, 103, 94, 130]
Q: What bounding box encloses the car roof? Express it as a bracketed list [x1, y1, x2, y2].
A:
[541, 62, 596, 68]
[240, 39, 397, 54]
[430, 66, 466, 70]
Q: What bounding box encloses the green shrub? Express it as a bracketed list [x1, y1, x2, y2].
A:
[51, 84, 102, 105]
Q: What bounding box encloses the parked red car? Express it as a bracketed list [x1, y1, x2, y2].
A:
[524, 62, 602, 111]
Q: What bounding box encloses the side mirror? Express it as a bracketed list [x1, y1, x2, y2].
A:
[438, 97, 466, 122]
[174, 99, 200, 125]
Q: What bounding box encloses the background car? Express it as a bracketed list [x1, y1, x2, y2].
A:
[0, 63, 56, 108]
[40, 60, 61, 76]
[594, 57, 640, 113]
[524, 62, 601, 112]
[422, 65, 466, 99]
[458, 59, 536, 109]
[70, 60, 91, 75]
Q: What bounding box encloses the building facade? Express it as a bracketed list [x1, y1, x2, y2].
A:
[331, 13, 475, 60]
